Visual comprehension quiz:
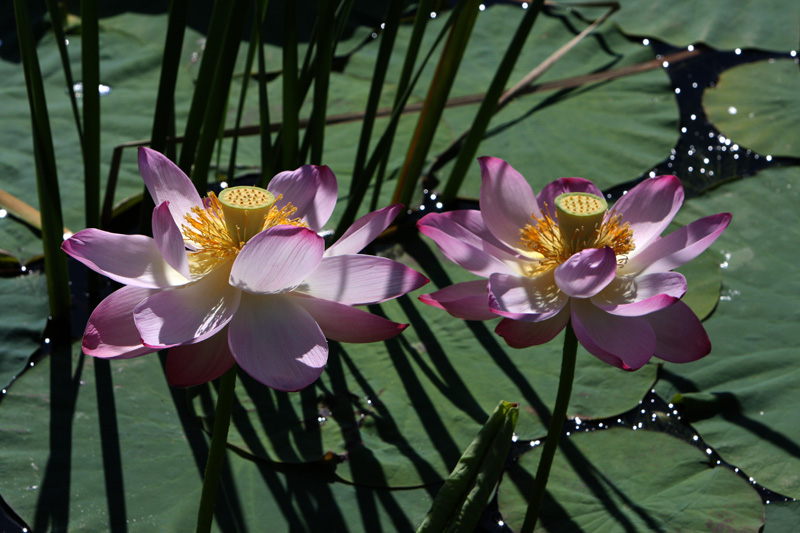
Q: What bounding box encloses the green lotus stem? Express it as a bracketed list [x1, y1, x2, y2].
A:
[196, 366, 237, 533]
[520, 321, 578, 533]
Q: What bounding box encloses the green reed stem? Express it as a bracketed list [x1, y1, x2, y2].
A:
[44, 0, 83, 145]
[81, 0, 100, 230]
[350, 0, 405, 189]
[151, 0, 189, 157]
[367, 0, 436, 212]
[336, 0, 444, 235]
[227, 12, 262, 182]
[191, 0, 248, 191]
[393, 0, 481, 208]
[179, 0, 236, 184]
[13, 0, 70, 324]
[441, 0, 545, 204]
[138, 0, 188, 234]
[308, 0, 336, 165]
[256, 0, 273, 184]
[281, 2, 299, 169]
[520, 321, 578, 533]
[196, 366, 238, 533]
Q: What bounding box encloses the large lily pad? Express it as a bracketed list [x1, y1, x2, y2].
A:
[655, 166, 800, 498]
[497, 428, 765, 531]
[764, 500, 800, 532]
[579, 0, 800, 52]
[0, 344, 435, 532]
[704, 59, 800, 158]
[0, 273, 48, 387]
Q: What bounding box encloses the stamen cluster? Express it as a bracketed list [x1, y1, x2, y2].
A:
[180, 192, 307, 277]
[519, 209, 635, 276]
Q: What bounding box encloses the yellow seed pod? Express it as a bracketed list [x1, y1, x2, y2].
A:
[218, 186, 276, 243]
[554, 192, 608, 248]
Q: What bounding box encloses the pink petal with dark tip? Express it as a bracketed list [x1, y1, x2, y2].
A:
[83, 286, 158, 359]
[478, 157, 541, 251]
[267, 165, 338, 231]
[610, 175, 684, 251]
[643, 301, 711, 363]
[62, 228, 189, 288]
[495, 306, 570, 348]
[166, 329, 236, 387]
[291, 294, 408, 343]
[418, 280, 496, 321]
[571, 299, 655, 370]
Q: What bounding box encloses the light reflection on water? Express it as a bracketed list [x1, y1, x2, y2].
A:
[69, 81, 112, 98]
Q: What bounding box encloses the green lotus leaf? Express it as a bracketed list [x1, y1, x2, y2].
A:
[655, 166, 800, 498]
[705, 59, 800, 158]
[580, 0, 800, 52]
[0, 273, 48, 387]
[497, 428, 764, 531]
[0, 345, 433, 531]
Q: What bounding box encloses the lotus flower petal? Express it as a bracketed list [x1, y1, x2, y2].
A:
[571, 299, 655, 370]
[230, 226, 324, 294]
[152, 201, 191, 280]
[267, 165, 337, 231]
[591, 272, 686, 316]
[488, 270, 567, 319]
[166, 328, 236, 387]
[478, 156, 541, 250]
[554, 247, 617, 298]
[229, 294, 327, 391]
[443, 209, 516, 252]
[418, 211, 518, 278]
[418, 280, 496, 321]
[62, 228, 189, 288]
[83, 286, 158, 359]
[325, 204, 402, 257]
[138, 147, 202, 232]
[643, 300, 711, 363]
[611, 175, 683, 251]
[298, 254, 428, 305]
[134, 264, 241, 348]
[624, 213, 732, 276]
[495, 305, 570, 348]
[291, 294, 407, 343]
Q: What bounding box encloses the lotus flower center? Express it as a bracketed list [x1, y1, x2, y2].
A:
[219, 186, 276, 243]
[180, 185, 307, 276]
[519, 192, 635, 275]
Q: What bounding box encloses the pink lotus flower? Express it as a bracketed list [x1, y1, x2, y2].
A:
[63, 147, 428, 391]
[417, 157, 731, 370]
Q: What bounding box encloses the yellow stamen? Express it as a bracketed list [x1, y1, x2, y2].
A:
[519, 199, 635, 277]
[219, 186, 276, 243]
[180, 190, 308, 278]
[181, 193, 238, 276]
[264, 195, 307, 229]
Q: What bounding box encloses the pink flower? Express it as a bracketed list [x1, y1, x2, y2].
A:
[417, 157, 731, 370]
[63, 147, 428, 391]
